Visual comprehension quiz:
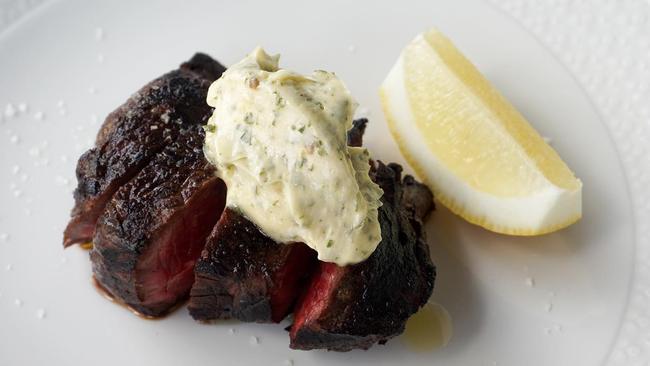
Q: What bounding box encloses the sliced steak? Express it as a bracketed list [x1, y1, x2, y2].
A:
[187, 118, 370, 323]
[63, 54, 226, 247]
[189, 208, 317, 323]
[289, 161, 435, 351]
[91, 124, 227, 317]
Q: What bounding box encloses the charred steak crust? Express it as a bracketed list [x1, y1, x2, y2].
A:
[189, 208, 316, 323]
[91, 124, 227, 317]
[289, 161, 435, 351]
[85, 53, 229, 317]
[346, 118, 368, 148]
[63, 54, 226, 247]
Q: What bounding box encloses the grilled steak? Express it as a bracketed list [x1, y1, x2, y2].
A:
[189, 118, 436, 351]
[289, 161, 435, 351]
[92, 123, 226, 317]
[346, 118, 367, 147]
[63, 54, 226, 247]
[66, 48, 436, 350]
[187, 118, 370, 323]
[83, 54, 228, 317]
[189, 208, 316, 323]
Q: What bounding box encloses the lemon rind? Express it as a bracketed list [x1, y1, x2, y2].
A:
[379, 50, 582, 236]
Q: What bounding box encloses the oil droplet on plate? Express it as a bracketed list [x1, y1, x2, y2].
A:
[402, 302, 452, 351]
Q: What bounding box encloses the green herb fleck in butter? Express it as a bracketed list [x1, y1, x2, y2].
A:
[203, 47, 383, 266]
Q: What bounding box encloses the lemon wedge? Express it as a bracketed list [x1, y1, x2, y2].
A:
[380, 29, 582, 235]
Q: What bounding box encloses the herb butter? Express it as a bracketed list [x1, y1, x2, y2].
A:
[203, 47, 383, 266]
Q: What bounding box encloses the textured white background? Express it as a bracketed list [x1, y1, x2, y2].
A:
[1, 1, 648, 364]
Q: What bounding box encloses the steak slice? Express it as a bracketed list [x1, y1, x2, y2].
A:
[91, 124, 227, 317]
[63, 54, 226, 247]
[189, 209, 317, 323]
[187, 118, 370, 323]
[289, 161, 435, 351]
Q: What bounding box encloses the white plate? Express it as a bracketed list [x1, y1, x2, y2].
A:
[0, 1, 644, 365]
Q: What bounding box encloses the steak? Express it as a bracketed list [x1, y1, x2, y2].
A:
[188, 119, 436, 352]
[189, 208, 316, 323]
[91, 124, 227, 317]
[81, 53, 228, 317]
[63, 54, 226, 247]
[187, 118, 371, 323]
[289, 162, 435, 351]
[346, 118, 367, 147]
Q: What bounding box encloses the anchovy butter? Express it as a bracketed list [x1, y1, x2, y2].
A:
[203, 47, 383, 266]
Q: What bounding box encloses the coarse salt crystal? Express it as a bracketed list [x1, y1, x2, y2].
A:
[36, 309, 46, 319]
[33, 111, 44, 120]
[10, 135, 19, 144]
[97, 54, 105, 63]
[15, 299, 22, 307]
[5, 103, 16, 117]
[55, 176, 70, 186]
[95, 27, 104, 41]
[249, 336, 259, 345]
[525, 277, 535, 287]
[17, 103, 28, 112]
[11, 165, 20, 175]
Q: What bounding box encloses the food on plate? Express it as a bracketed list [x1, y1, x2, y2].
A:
[64, 48, 436, 350]
[380, 28, 582, 235]
[188, 119, 371, 324]
[202, 47, 384, 266]
[289, 160, 435, 351]
[68, 54, 229, 317]
[189, 207, 317, 323]
[63, 54, 226, 247]
[190, 118, 435, 351]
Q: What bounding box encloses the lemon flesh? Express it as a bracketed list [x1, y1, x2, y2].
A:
[380, 29, 582, 235]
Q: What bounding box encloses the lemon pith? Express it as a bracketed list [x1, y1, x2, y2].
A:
[380, 29, 582, 235]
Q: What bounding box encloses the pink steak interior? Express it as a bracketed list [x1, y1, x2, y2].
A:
[269, 243, 317, 323]
[135, 179, 226, 312]
[290, 262, 344, 336]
